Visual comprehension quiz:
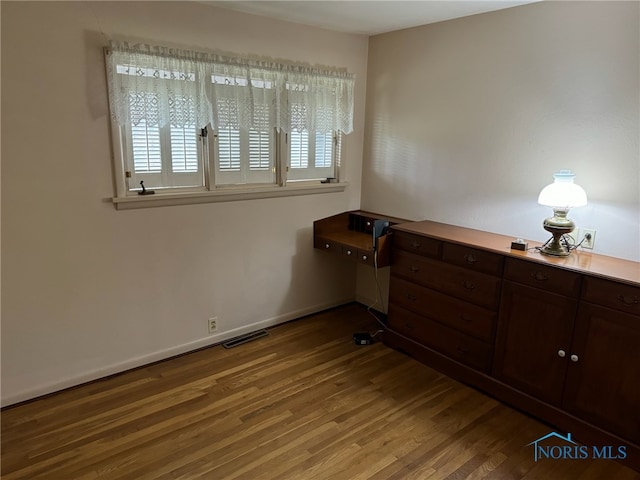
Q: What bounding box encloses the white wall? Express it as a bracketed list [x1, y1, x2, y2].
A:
[361, 1, 640, 262]
[1, 1, 368, 406]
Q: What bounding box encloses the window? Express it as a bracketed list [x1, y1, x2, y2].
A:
[213, 98, 276, 186]
[105, 41, 354, 208]
[287, 130, 339, 181]
[123, 95, 205, 191]
[214, 125, 276, 185]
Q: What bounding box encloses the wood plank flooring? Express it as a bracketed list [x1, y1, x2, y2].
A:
[2, 303, 638, 479]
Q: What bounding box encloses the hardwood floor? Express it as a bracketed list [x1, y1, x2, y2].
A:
[2, 303, 638, 479]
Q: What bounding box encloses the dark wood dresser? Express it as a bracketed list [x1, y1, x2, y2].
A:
[385, 220, 640, 471]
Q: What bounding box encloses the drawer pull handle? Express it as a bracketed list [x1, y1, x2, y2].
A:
[411, 241, 421, 249]
[531, 271, 549, 282]
[557, 349, 566, 358]
[617, 294, 639, 306]
[464, 254, 477, 264]
[462, 280, 476, 291]
[570, 354, 579, 363]
[362, 255, 368, 261]
[325, 243, 330, 249]
[406, 293, 417, 301]
[346, 250, 352, 256]
[409, 265, 420, 273]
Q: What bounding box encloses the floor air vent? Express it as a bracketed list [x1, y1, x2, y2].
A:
[222, 329, 269, 349]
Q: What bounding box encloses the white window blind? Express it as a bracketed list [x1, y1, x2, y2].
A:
[315, 132, 333, 168]
[218, 127, 241, 172]
[214, 125, 275, 185]
[287, 130, 337, 181]
[131, 119, 161, 173]
[249, 129, 271, 171]
[214, 97, 275, 185]
[170, 125, 199, 172]
[290, 130, 309, 169]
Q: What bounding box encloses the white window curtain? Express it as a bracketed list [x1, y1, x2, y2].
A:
[106, 41, 355, 134]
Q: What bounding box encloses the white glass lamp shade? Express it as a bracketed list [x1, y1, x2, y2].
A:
[538, 170, 587, 208]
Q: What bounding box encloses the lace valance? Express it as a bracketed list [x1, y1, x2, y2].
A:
[106, 41, 355, 134]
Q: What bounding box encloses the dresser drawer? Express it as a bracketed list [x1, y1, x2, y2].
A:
[393, 232, 442, 258]
[504, 258, 582, 298]
[389, 277, 496, 342]
[357, 249, 374, 266]
[314, 236, 341, 254]
[341, 245, 358, 260]
[388, 305, 492, 372]
[391, 249, 434, 284]
[581, 276, 640, 316]
[392, 250, 502, 309]
[443, 243, 504, 276]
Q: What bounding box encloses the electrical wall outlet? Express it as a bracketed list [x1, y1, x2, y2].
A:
[582, 228, 596, 249]
[208, 317, 218, 334]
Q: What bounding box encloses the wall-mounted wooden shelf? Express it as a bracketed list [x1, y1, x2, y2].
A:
[313, 210, 408, 267]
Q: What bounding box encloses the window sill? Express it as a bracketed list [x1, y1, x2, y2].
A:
[112, 182, 348, 210]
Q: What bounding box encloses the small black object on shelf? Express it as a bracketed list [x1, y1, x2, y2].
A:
[510, 238, 527, 251]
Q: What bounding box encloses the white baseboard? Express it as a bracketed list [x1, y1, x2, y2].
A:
[1, 297, 354, 407]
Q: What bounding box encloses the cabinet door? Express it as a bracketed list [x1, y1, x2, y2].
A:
[493, 281, 578, 406]
[563, 302, 640, 445]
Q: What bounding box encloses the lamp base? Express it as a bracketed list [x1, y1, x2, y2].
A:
[539, 235, 572, 256]
[540, 220, 574, 257]
[539, 208, 576, 257]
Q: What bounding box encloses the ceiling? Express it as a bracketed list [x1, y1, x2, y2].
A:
[203, 1, 541, 36]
